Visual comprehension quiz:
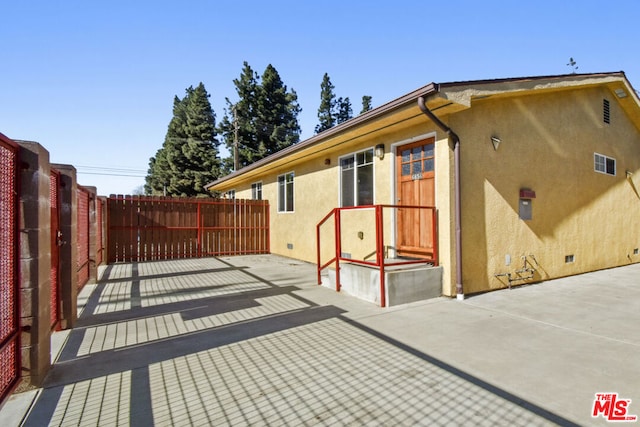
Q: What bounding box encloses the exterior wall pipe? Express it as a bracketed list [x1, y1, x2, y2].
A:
[418, 95, 464, 299]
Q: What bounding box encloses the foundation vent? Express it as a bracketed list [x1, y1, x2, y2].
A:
[565, 254, 575, 263]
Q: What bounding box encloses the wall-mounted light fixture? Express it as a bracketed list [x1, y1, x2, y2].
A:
[375, 143, 385, 160]
[626, 170, 633, 179]
[324, 158, 331, 166]
[490, 136, 501, 151]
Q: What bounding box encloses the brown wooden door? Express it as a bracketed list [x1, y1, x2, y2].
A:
[396, 138, 435, 259]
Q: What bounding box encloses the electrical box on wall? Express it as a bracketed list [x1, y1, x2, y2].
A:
[519, 188, 535, 220]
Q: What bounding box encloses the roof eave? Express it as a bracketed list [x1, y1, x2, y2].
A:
[205, 82, 438, 190]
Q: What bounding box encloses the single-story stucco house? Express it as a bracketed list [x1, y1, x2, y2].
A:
[206, 72, 640, 304]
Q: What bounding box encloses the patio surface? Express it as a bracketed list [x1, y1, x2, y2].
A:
[2, 255, 639, 426]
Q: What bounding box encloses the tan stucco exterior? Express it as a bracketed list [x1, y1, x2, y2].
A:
[208, 72, 640, 298]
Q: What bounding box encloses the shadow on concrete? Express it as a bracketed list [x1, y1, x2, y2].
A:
[23, 257, 579, 426]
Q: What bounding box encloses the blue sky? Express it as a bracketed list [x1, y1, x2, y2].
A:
[2, 0, 639, 195]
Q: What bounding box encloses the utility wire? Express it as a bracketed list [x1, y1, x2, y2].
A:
[76, 165, 147, 173]
[75, 164, 147, 178]
[78, 171, 146, 178]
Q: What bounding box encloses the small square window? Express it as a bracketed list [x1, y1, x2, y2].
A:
[594, 153, 616, 176]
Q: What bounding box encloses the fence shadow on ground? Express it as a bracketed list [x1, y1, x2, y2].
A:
[23, 257, 579, 426]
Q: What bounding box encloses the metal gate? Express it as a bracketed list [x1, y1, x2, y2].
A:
[107, 196, 270, 263]
[77, 186, 90, 289]
[0, 134, 20, 403]
[50, 169, 61, 330]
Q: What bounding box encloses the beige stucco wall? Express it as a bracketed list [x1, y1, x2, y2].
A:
[451, 86, 640, 294]
[220, 78, 640, 298]
[231, 121, 456, 293]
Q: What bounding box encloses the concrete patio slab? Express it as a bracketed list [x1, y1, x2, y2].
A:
[1, 255, 638, 426]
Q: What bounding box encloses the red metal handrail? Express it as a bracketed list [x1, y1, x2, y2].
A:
[316, 204, 438, 307]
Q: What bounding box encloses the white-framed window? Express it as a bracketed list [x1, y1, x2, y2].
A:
[226, 189, 236, 199]
[251, 182, 263, 200]
[340, 148, 374, 207]
[277, 172, 294, 212]
[594, 153, 616, 176]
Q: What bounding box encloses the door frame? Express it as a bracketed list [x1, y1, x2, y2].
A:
[389, 132, 438, 259]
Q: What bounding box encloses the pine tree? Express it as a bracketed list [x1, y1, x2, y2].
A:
[315, 73, 336, 134]
[257, 64, 301, 153]
[218, 62, 259, 170]
[336, 96, 353, 124]
[145, 83, 220, 197]
[360, 95, 372, 114]
[219, 62, 301, 171]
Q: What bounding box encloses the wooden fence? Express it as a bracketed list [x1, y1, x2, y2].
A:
[107, 196, 270, 263]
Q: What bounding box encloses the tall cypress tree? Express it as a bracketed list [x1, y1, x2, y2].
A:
[315, 73, 336, 134]
[145, 83, 220, 196]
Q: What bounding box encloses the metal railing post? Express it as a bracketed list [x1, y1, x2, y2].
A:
[377, 205, 386, 307]
[335, 208, 341, 292]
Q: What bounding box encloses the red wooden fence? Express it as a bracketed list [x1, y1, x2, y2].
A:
[0, 134, 20, 403]
[107, 196, 270, 263]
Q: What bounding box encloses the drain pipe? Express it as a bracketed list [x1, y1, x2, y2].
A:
[418, 95, 464, 300]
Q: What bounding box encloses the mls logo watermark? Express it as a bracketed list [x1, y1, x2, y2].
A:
[592, 393, 637, 422]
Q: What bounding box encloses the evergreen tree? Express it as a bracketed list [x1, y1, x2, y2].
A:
[257, 64, 301, 153]
[360, 95, 372, 114]
[218, 62, 259, 170]
[219, 62, 301, 170]
[336, 96, 353, 124]
[315, 73, 336, 134]
[145, 83, 220, 196]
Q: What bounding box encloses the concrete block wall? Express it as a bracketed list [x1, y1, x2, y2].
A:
[17, 141, 52, 391]
[11, 144, 103, 392]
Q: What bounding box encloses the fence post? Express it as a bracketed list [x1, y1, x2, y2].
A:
[16, 141, 52, 390]
[51, 164, 78, 329]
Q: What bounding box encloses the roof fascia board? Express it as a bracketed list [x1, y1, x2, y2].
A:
[206, 83, 438, 189]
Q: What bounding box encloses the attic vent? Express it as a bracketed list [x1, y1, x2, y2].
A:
[603, 99, 610, 124]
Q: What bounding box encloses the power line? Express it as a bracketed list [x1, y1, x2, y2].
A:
[77, 171, 146, 178]
[75, 165, 147, 173]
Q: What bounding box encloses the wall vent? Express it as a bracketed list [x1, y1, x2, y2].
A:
[603, 99, 610, 124]
[634, 248, 639, 255]
[565, 254, 575, 263]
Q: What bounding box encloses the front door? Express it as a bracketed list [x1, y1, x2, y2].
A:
[396, 138, 435, 259]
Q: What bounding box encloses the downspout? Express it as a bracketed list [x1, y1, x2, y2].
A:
[418, 95, 464, 300]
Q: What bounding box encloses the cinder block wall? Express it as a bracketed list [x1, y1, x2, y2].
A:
[17, 141, 52, 390]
